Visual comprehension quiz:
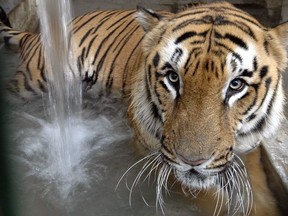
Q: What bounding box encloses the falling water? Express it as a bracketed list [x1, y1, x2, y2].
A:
[10, 0, 132, 202]
[37, 0, 85, 200]
[38, 0, 81, 116]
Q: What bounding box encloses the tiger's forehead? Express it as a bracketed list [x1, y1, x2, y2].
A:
[155, 5, 267, 78]
[172, 3, 263, 30]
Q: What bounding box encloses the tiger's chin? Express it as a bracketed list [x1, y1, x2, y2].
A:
[174, 168, 220, 190]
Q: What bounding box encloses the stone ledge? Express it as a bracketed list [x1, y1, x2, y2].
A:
[7, 0, 38, 32]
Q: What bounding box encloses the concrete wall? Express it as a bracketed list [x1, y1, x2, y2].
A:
[72, 0, 283, 26]
[1, 0, 286, 32]
[1, 0, 38, 31]
[282, 0, 288, 21]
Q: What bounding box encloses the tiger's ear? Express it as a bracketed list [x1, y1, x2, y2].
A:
[135, 6, 163, 32]
[272, 21, 288, 49]
[268, 22, 288, 71]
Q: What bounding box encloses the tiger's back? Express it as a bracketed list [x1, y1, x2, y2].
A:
[0, 9, 156, 98]
[71, 10, 145, 95]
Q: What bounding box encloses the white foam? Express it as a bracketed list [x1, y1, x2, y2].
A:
[11, 96, 132, 203]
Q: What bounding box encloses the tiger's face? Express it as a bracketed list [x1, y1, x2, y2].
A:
[131, 2, 287, 192]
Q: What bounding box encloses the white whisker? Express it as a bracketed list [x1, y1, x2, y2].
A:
[115, 151, 158, 191]
[156, 164, 171, 214]
[129, 153, 161, 206]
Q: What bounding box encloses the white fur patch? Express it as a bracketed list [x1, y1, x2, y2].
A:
[163, 77, 177, 99]
[162, 38, 188, 69]
[228, 86, 248, 107]
[223, 44, 257, 102]
[160, 38, 187, 98]
[224, 44, 285, 153]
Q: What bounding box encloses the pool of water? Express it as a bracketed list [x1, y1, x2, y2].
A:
[0, 46, 201, 216]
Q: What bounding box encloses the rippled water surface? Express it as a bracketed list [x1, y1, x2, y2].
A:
[0, 39, 199, 216]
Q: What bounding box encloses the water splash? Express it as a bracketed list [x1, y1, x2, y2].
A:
[10, 0, 132, 202]
[13, 96, 132, 202]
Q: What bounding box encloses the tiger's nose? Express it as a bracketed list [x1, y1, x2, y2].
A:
[177, 153, 209, 166]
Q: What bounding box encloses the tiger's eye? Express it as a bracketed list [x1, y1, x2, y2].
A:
[168, 71, 179, 83]
[229, 78, 244, 91]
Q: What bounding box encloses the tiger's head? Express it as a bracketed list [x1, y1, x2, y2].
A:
[129, 1, 287, 205]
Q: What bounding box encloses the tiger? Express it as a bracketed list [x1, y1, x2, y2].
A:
[1, 2, 287, 215]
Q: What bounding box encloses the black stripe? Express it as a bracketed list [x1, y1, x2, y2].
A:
[79, 27, 93, 47]
[225, 33, 248, 49]
[246, 113, 256, 122]
[73, 11, 107, 33]
[137, 6, 163, 20]
[192, 60, 200, 76]
[156, 27, 168, 45]
[92, 13, 135, 66]
[263, 40, 269, 55]
[214, 41, 234, 53]
[176, 9, 209, 19]
[106, 11, 135, 30]
[241, 69, 253, 78]
[260, 66, 268, 79]
[233, 20, 256, 40]
[38, 47, 47, 82]
[107, 77, 113, 90]
[205, 60, 209, 71]
[247, 77, 272, 117]
[113, 23, 139, 52]
[214, 19, 256, 40]
[18, 71, 37, 95]
[175, 31, 196, 44]
[37, 45, 43, 69]
[265, 77, 272, 88]
[224, 12, 264, 30]
[85, 34, 98, 58]
[77, 56, 82, 73]
[242, 83, 259, 115]
[148, 64, 152, 84]
[37, 79, 46, 93]
[153, 52, 160, 68]
[250, 117, 267, 133]
[80, 47, 86, 64]
[72, 12, 91, 25]
[40, 64, 46, 82]
[171, 48, 183, 63]
[26, 43, 41, 80]
[184, 49, 194, 70]
[161, 62, 173, 71]
[239, 92, 250, 101]
[161, 144, 174, 157]
[91, 10, 128, 34]
[19, 34, 30, 47]
[122, 35, 144, 94]
[151, 102, 163, 123]
[266, 78, 279, 117]
[253, 57, 258, 71]
[190, 40, 205, 45]
[21, 35, 39, 61]
[159, 80, 169, 93]
[145, 71, 152, 101]
[106, 24, 140, 89]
